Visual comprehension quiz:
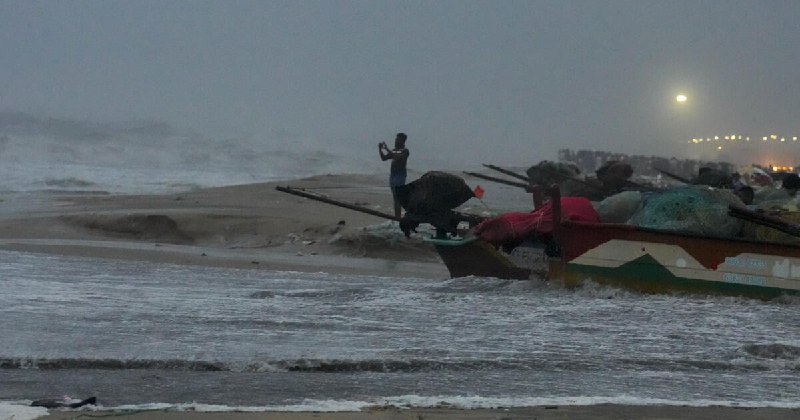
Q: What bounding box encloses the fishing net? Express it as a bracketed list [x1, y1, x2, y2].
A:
[596, 161, 633, 189]
[741, 211, 800, 245]
[560, 179, 607, 201]
[629, 186, 744, 236]
[594, 191, 643, 223]
[526, 160, 610, 200]
[526, 160, 581, 188]
[754, 186, 790, 203]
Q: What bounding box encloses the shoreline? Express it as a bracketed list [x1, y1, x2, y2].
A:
[33, 404, 800, 420]
[0, 238, 449, 279]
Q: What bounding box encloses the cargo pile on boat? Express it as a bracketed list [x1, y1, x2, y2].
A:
[469, 161, 800, 249]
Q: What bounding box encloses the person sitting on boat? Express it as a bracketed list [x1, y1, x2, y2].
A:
[781, 173, 800, 197]
[393, 171, 475, 238]
[734, 185, 755, 206]
[379, 132, 410, 218]
[693, 167, 733, 189]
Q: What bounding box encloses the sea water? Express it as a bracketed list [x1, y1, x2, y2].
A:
[1, 250, 800, 412]
[3, 116, 799, 414]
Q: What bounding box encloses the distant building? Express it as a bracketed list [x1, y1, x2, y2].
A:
[558, 149, 735, 179]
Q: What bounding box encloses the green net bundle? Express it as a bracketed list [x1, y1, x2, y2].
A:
[629, 186, 744, 237]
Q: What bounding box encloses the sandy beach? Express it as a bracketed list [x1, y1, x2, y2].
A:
[0, 174, 448, 278]
[3, 174, 799, 420]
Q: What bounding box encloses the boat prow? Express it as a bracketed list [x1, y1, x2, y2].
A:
[425, 235, 533, 280]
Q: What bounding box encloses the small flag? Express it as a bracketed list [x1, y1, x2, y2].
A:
[473, 185, 485, 199]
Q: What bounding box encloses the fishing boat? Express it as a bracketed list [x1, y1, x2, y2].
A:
[276, 181, 800, 300]
[429, 187, 800, 300]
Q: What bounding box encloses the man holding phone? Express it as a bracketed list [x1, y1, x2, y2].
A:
[378, 132, 410, 218]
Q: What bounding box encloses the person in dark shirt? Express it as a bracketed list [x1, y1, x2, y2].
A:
[379, 132, 410, 218]
[782, 173, 800, 197]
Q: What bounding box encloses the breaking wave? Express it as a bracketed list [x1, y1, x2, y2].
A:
[0, 111, 391, 194]
[0, 111, 476, 194]
[2, 355, 795, 374]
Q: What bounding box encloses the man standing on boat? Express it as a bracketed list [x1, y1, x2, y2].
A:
[379, 132, 410, 218]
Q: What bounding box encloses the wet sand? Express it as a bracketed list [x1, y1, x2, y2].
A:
[37, 405, 800, 420]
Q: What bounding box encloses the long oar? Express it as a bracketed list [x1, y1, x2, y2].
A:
[463, 171, 529, 190]
[276, 185, 486, 225]
[276, 186, 400, 221]
[482, 164, 531, 182]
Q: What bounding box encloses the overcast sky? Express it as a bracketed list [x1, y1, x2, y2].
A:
[2, 0, 799, 165]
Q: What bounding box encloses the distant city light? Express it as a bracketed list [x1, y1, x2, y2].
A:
[683, 133, 800, 169]
[688, 133, 800, 145]
[676, 94, 687, 102]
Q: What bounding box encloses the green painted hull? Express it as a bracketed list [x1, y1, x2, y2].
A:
[562, 254, 798, 300]
[431, 221, 800, 299]
[553, 222, 800, 299]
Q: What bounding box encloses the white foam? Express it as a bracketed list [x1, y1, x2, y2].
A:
[111, 400, 372, 412]
[380, 394, 800, 409]
[96, 395, 800, 413]
[0, 402, 49, 420]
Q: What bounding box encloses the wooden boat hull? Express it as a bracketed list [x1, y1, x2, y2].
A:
[428, 236, 534, 280]
[551, 221, 800, 299]
[432, 221, 800, 299]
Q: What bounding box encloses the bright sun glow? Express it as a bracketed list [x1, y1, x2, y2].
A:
[676, 94, 687, 102]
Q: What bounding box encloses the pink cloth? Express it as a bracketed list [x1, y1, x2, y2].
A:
[475, 197, 599, 247]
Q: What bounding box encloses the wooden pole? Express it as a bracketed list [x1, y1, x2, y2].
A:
[463, 171, 529, 190]
[276, 186, 400, 221]
[531, 184, 543, 209]
[549, 184, 562, 241]
[482, 164, 531, 182]
[276, 185, 486, 226]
